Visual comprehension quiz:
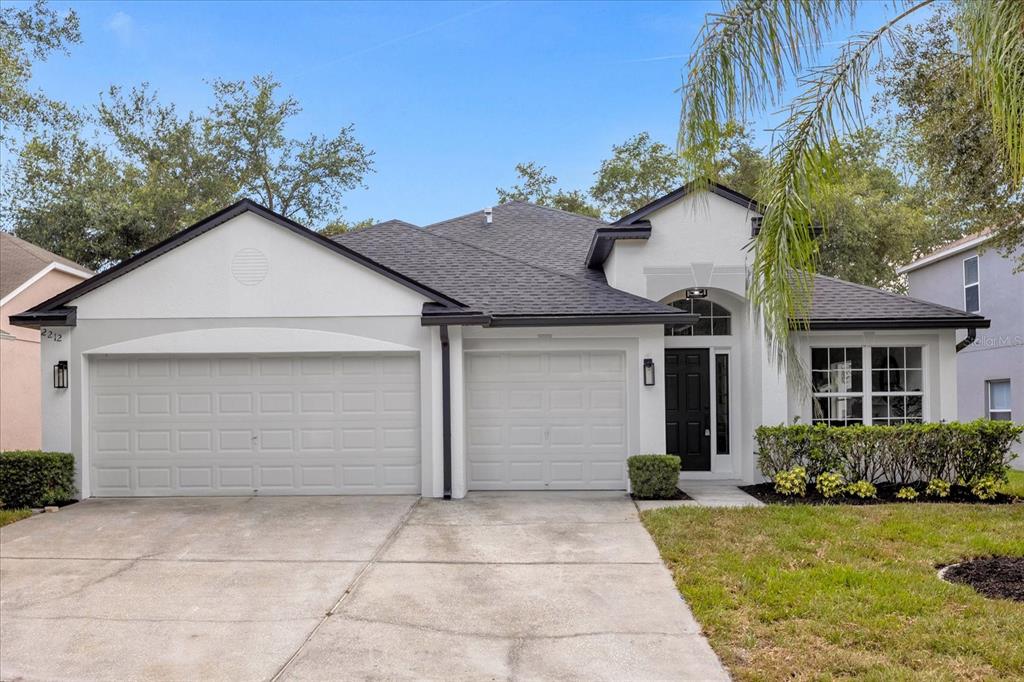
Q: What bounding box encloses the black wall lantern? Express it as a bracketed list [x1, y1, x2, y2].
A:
[53, 361, 68, 389]
[643, 358, 655, 386]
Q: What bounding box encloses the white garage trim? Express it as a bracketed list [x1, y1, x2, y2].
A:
[85, 327, 420, 355]
[464, 350, 629, 490]
[86, 353, 420, 496]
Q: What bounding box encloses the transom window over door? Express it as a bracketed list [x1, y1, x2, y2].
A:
[666, 299, 731, 336]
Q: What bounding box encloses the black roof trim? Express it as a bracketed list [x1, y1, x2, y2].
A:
[8, 306, 76, 328]
[614, 179, 762, 226]
[800, 317, 991, 331]
[751, 216, 823, 238]
[585, 223, 652, 269]
[11, 199, 465, 329]
[486, 312, 697, 328]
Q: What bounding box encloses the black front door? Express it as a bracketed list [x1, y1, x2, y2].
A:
[665, 349, 711, 471]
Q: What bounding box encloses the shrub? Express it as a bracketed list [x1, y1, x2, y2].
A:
[970, 475, 999, 501]
[774, 466, 808, 497]
[0, 451, 75, 508]
[756, 420, 1022, 486]
[896, 486, 919, 501]
[846, 480, 877, 499]
[816, 471, 845, 498]
[925, 478, 951, 498]
[627, 454, 681, 499]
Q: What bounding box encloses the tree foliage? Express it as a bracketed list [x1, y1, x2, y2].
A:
[0, 0, 80, 147]
[590, 132, 685, 217]
[495, 162, 601, 218]
[208, 74, 374, 226]
[677, 0, 1024, 354]
[5, 74, 374, 269]
[875, 8, 1024, 268]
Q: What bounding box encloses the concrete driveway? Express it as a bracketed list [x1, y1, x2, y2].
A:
[0, 494, 726, 681]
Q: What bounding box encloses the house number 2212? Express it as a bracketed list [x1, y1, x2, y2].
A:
[41, 328, 63, 343]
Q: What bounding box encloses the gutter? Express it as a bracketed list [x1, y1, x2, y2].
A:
[440, 324, 452, 499]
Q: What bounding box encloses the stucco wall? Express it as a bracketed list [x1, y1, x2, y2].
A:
[906, 244, 1023, 464]
[1, 268, 87, 451]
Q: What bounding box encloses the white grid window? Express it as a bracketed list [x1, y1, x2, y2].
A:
[811, 347, 864, 426]
[811, 345, 925, 426]
[871, 347, 924, 424]
[964, 255, 980, 313]
[987, 380, 1012, 421]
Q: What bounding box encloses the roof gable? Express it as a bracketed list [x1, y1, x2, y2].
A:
[12, 200, 462, 327]
[613, 180, 761, 226]
[0, 232, 91, 300]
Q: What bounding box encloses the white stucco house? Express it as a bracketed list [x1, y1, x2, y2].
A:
[11, 182, 988, 499]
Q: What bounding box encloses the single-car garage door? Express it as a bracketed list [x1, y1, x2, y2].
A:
[89, 354, 420, 496]
[465, 350, 628, 490]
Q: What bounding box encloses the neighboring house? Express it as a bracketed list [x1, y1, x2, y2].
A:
[899, 230, 1023, 464]
[11, 183, 987, 498]
[1, 233, 92, 451]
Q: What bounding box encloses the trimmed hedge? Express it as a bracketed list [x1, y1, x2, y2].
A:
[0, 451, 76, 508]
[627, 454, 681, 499]
[755, 420, 1023, 486]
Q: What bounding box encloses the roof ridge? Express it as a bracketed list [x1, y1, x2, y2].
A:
[385, 219, 672, 309]
[503, 200, 610, 227]
[424, 201, 609, 231]
[813, 273, 983, 319]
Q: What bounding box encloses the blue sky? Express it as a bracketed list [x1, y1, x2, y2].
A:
[29, 0, 906, 225]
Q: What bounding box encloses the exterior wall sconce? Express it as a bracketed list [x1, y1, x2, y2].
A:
[643, 358, 655, 386]
[53, 361, 68, 389]
[685, 287, 708, 299]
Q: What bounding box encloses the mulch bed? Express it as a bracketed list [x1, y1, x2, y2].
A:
[631, 488, 692, 502]
[940, 557, 1024, 602]
[740, 482, 1019, 506]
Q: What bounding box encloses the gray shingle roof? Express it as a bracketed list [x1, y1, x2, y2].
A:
[336, 201, 988, 329]
[334, 210, 683, 320]
[1, 232, 91, 299]
[805, 275, 988, 329]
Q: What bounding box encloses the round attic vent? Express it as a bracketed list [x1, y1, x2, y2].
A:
[231, 248, 269, 286]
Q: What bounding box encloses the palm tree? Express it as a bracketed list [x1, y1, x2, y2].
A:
[678, 0, 1023, 360]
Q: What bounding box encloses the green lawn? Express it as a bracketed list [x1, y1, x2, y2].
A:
[0, 509, 32, 527]
[642, 503, 1024, 681]
[1000, 469, 1024, 497]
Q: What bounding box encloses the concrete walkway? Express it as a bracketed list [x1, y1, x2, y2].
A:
[635, 480, 765, 511]
[0, 494, 728, 681]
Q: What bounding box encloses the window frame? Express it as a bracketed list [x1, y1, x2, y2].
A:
[665, 298, 732, 337]
[963, 254, 980, 313]
[987, 379, 1012, 421]
[809, 344, 926, 426]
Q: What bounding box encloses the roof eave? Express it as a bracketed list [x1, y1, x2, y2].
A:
[797, 317, 991, 331]
[585, 224, 652, 269]
[9, 306, 77, 329]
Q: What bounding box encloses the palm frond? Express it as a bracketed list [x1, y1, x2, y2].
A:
[678, 0, 857, 180]
[961, 0, 1024, 186]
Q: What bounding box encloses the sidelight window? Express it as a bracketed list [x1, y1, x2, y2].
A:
[715, 354, 730, 454]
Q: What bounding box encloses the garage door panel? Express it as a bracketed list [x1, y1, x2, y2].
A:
[89, 354, 420, 496]
[466, 351, 628, 490]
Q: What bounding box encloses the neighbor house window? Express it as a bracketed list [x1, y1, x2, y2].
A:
[810, 347, 864, 426]
[715, 354, 730, 454]
[987, 380, 1012, 421]
[964, 255, 980, 313]
[665, 299, 731, 336]
[870, 347, 924, 424]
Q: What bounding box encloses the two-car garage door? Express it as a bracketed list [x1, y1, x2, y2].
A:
[465, 351, 629, 490]
[89, 354, 420, 496]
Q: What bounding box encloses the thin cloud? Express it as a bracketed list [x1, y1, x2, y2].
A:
[105, 11, 136, 47]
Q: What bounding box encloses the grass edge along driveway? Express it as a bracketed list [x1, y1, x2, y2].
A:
[641, 500, 1024, 680]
